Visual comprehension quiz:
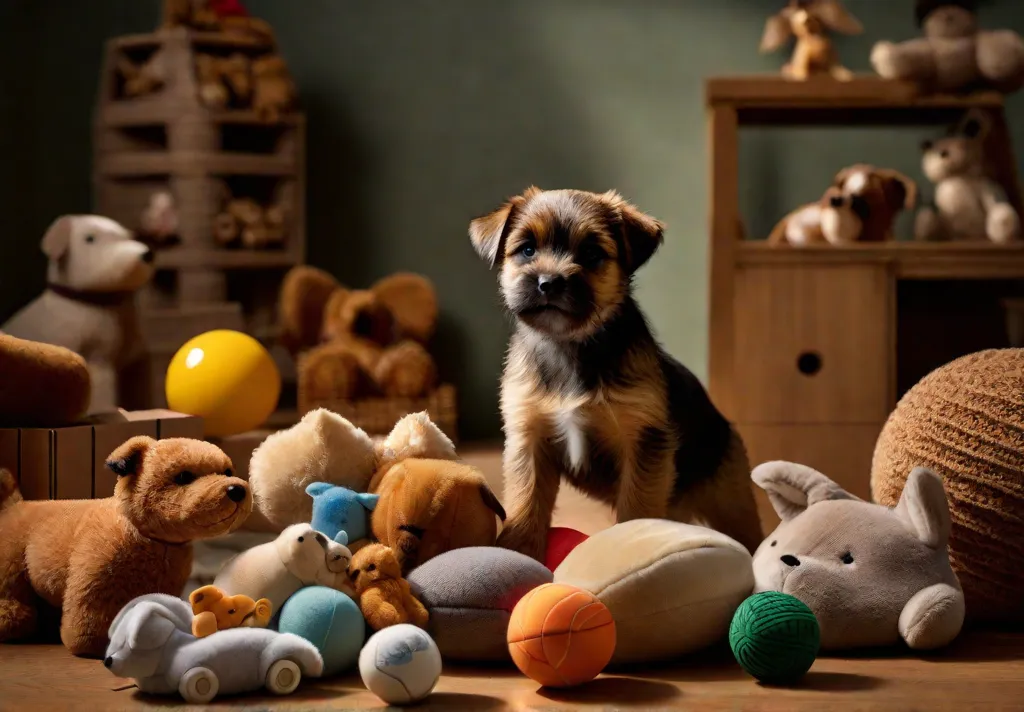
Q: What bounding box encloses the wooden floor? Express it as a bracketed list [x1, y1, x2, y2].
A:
[2, 630, 1023, 711]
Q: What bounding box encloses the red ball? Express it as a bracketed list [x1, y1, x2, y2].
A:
[545, 527, 589, 572]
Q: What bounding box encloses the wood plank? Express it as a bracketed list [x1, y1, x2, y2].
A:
[17, 429, 52, 501]
[152, 246, 300, 270]
[92, 421, 159, 499]
[705, 75, 1003, 110]
[735, 241, 1024, 280]
[738, 423, 883, 533]
[733, 265, 892, 425]
[54, 426, 94, 501]
[95, 152, 295, 177]
[707, 104, 740, 420]
[0, 428, 18, 478]
[2, 630, 1023, 711]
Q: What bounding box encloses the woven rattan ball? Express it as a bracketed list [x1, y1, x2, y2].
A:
[871, 349, 1024, 622]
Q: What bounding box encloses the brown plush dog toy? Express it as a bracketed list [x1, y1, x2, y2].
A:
[768, 164, 917, 246]
[189, 584, 272, 638]
[0, 437, 251, 657]
[349, 543, 429, 631]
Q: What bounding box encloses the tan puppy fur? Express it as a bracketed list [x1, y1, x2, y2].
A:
[0, 437, 250, 657]
[349, 544, 429, 631]
[470, 188, 763, 562]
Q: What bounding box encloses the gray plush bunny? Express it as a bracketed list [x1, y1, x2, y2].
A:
[104, 593, 323, 703]
[751, 462, 965, 651]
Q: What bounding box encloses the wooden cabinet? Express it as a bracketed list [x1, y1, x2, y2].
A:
[705, 76, 1024, 533]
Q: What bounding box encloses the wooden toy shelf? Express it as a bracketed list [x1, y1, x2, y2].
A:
[93, 26, 306, 412]
[706, 75, 1024, 531]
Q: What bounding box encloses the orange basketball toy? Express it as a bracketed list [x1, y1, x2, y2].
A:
[507, 583, 616, 688]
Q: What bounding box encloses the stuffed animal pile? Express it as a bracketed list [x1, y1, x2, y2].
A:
[278, 266, 442, 408]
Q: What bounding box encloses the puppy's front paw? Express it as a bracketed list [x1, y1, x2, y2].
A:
[496, 524, 546, 563]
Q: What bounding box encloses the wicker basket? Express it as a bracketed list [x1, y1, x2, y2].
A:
[299, 383, 458, 442]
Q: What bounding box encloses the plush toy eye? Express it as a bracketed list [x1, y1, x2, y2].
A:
[770, 540, 777, 547]
[841, 552, 854, 565]
[367, 564, 376, 572]
[84, 234, 95, 244]
[228, 609, 235, 615]
[224, 468, 233, 477]
[297, 536, 304, 543]
[174, 471, 196, 486]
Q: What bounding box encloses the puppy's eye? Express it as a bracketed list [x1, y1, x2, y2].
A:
[224, 468, 233, 477]
[521, 245, 536, 258]
[84, 234, 95, 244]
[174, 471, 196, 486]
[841, 552, 854, 565]
[367, 564, 376, 572]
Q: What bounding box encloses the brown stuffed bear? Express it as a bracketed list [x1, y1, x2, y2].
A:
[0, 436, 251, 657]
[189, 584, 272, 638]
[279, 267, 440, 409]
[349, 543, 429, 631]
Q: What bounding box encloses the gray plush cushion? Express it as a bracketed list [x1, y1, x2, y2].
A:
[407, 546, 552, 662]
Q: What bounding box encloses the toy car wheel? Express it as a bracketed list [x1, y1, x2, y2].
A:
[266, 659, 302, 695]
[179, 666, 219, 703]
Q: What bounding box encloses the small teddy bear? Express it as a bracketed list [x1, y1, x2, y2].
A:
[349, 543, 429, 631]
[188, 585, 273, 638]
[915, 110, 1020, 243]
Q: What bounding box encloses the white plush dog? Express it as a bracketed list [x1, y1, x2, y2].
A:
[104, 593, 323, 703]
[2, 215, 154, 413]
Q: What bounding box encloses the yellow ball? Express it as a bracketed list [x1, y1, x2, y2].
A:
[165, 330, 281, 438]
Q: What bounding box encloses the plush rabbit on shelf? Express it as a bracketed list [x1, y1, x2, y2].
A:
[760, 0, 864, 81]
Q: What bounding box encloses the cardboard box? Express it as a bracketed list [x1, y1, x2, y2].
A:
[0, 410, 203, 501]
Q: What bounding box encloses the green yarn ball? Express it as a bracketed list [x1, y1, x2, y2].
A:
[729, 592, 820, 684]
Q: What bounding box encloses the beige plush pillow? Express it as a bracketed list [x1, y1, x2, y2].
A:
[553, 519, 753, 664]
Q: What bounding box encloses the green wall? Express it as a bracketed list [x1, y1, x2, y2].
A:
[2, 1, 1024, 440]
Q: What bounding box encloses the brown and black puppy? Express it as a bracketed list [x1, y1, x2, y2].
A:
[469, 187, 763, 561]
[0, 436, 251, 657]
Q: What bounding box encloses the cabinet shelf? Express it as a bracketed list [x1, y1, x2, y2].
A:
[738, 241, 1024, 279]
[153, 246, 301, 270]
[95, 152, 296, 177]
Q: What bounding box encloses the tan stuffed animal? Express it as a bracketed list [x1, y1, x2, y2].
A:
[349, 543, 429, 631]
[871, 0, 1024, 94]
[760, 0, 863, 81]
[195, 54, 229, 109]
[915, 110, 1020, 243]
[768, 164, 917, 246]
[188, 585, 272, 638]
[280, 267, 440, 406]
[117, 51, 166, 98]
[252, 55, 296, 123]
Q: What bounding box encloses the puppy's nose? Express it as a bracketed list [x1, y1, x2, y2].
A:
[537, 275, 565, 296]
[103, 656, 113, 668]
[829, 195, 844, 208]
[226, 485, 247, 502]
[141, 247, 155, 264]
[780, 554, 801, 567]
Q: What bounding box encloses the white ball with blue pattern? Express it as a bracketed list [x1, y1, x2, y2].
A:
[359, 624, 442, 704]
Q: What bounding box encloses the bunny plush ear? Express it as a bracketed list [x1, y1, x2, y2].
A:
[751, 461, 856, 521]
[894, 467, 951, 549]
[814, 0, 864, 35]
[127, 602, 188, 651]
[760, 11, 793, 53]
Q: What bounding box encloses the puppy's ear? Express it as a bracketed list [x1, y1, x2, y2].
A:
[468, 186, 539, 268]
[41, 215, 75, 260]
[106, 436, 156, 478]
[603, 191, 665, 274]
